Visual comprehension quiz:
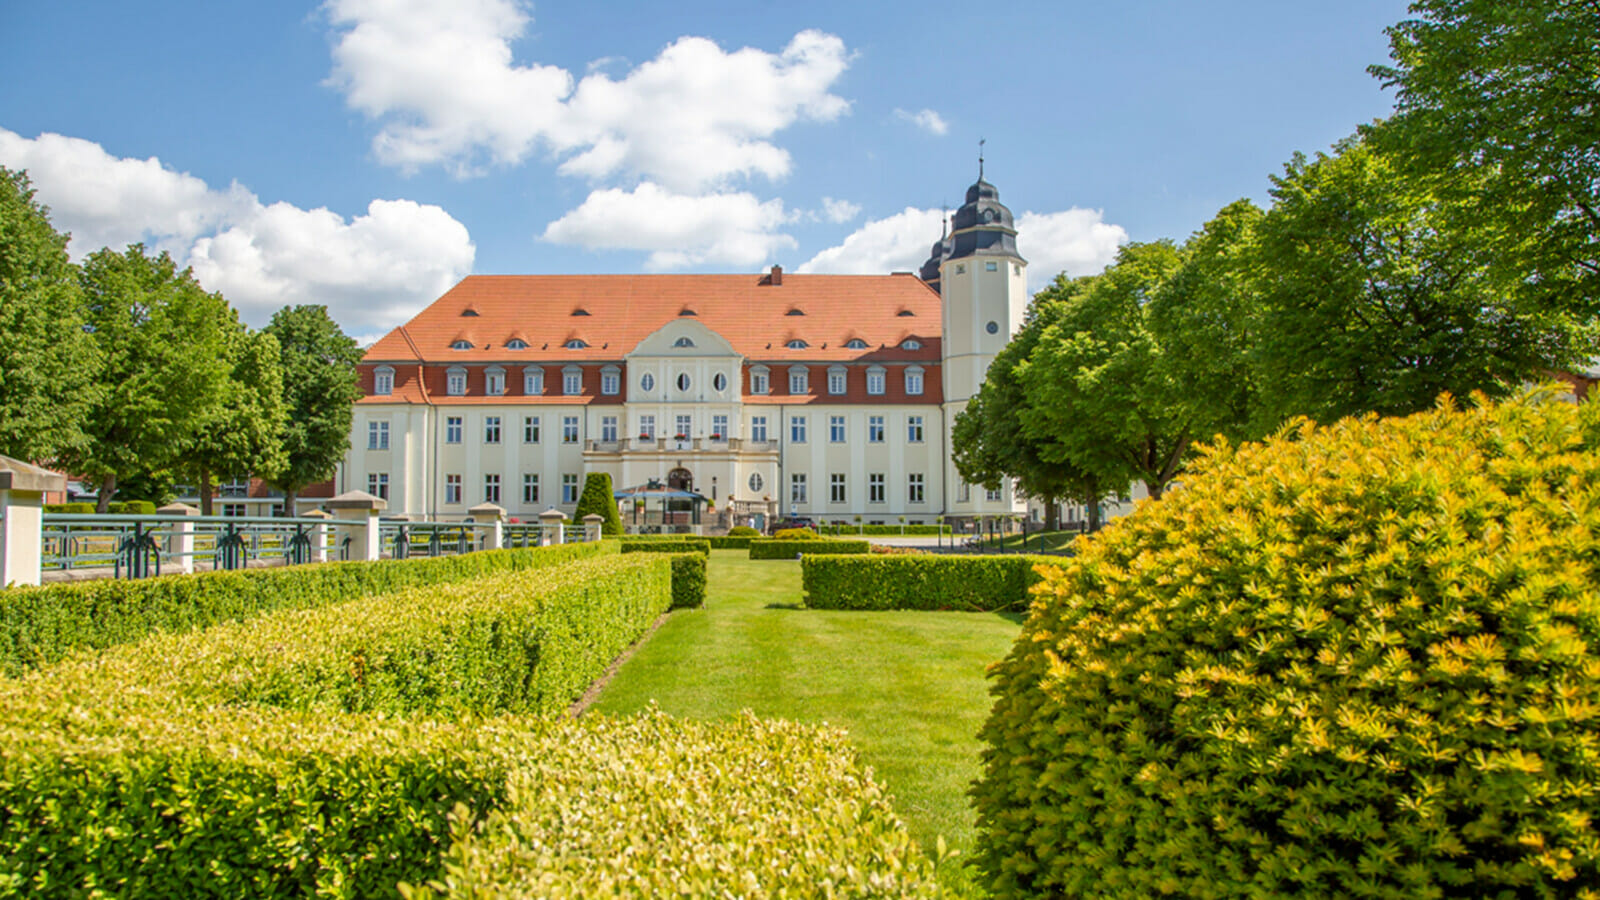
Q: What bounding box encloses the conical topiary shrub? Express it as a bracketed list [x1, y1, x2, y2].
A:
[574, 472, 624, 536]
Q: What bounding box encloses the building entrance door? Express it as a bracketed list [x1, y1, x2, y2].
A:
[667, 468, 693, 492]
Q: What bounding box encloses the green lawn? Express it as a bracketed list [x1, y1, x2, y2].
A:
[591, 550, 1023, 895]
[960, 528, 1078, 554]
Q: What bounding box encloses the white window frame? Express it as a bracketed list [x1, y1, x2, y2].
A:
[523, 415, 540, 444]
[869, 473, 885, 504]
[562, 366, 582, 395]
[444, 474, 461, 505]
[484, 474, 501, 504]
[866, 366, 886, 396]
[524, 367, 544, 395]
[674, 414, 692, 440]
[830, 473, 846, 504]
[485, 366, 506, 396]
[711, 414, 728, 440]
[446, 366, 467, 396]
[638, 414, 656, 440]
[522, 474, 539, 504]
[367, 472, 389, 500]
[373, 366, 394, 396]
[868, 415, 885, 443]
[750, 416, 768, 443]
[905, 366, 924, 396]
[446, 416, 463, 444]
[829, 415, 845, 443]
[790, 473, 808, 505]
[790, 415, 807, 444]
[562, 474, 579, 504]
[601, 365, 620, 395]
[908, 415, 924, 443]
[827, 366, 846, 395]
[908, 473, 925, 504]
[788, 366, 809, 395]
[562, 415, 579, 444]
[367, 420, 389, 451]
[484, 416, 502, 444]
[601, 415, 618, 442]
[749, 366, 769, 395]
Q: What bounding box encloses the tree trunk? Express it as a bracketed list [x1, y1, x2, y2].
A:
[282, 487, 298, 517]
[1044, 494, 1059, 531]
[1086, 478, 1103, 533]
[199, 468, 214, 516]
[1146, 480, 1163, 501]
[95, 473, 117, 513]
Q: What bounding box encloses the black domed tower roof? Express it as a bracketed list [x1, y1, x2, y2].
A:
[947, 174, 1023, 263]
[918, 231, 950, 292]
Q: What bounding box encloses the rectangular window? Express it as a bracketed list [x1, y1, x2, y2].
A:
[790, 416, 807, 444]
[675, 414, 692, 440]
[601, 415, 618, 442]
[562, 416, 579, 443]
[830, 473, 846, 504]
[222, 503, 246, 517]
[791, 473, 808, 504]
[445, 474, 461, 505]
[986, 261, 999, 271]
[908, 473, 925, 504]
[828, 369, 845, 394]
[562, 474, 579, 504]
[866, 369, 885, 395]
[446, 416, 462, 444]
[789, 369, 808, 394]
[601, 370, 620, 395]
[869, 473, 885, 504]
[868, 415, 885, 443]
[367, 472, 389, 500]
[524, 370, 544, 395]
[522, 474, 539, 504]
[486, 370, 505, 395]
[829, 415, 845, 443]
[563, 370, 582, 395]
[905, 369, 924, 395]
[484, 474, 500, 504]
[374, 370, 393, 395]
[960, 480, 972, 503]
[523, 415, 540, 444]
[447, 370, 466, 395]
[750, 416, 767, 443]
[367, 420, 389, 450]
[986, 486, 1003, 502]
[907, 415, 924, 443]
[638, 414, 655, 440]
[711, 414, 728, 440]
[750, 369, 769, 394]
[484, 416, 501, 444]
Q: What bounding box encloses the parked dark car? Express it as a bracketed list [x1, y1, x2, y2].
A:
[772, 516, 817, 533]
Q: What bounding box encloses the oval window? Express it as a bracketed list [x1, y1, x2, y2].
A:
[749, 472, 765, 493]
[676, 373, 691, 391]
[713, 372, 727, 391]
[641, 373, 655, 392]
[986, 321, 999, 335]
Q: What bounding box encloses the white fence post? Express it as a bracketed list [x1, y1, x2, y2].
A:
[0, 456, 64, 588]
[539, 508, 567, 546]
[156, 502, 200, 575]
[303, 509, 333, 563]
[326, 491, 386, 562]
[582, 513, 604, 542]
[469, 503, 506, 551]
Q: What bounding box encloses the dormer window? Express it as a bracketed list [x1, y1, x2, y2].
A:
[866, 365, 886, 396]
[786, 339, 809, 350]
[460, 308, 479, 317]
[506, 338, 528, 350]
[673, 337, 696, 348]
[523, 367, 544, 395]
[601, 365, 621, 395]
[844, 338, 868, 350]
[373, 366, 394, 396]
[446, 366, 467, 396]
[749, 365, 770, 395]
[827, 365, 847, 395]
[679, 308, 697, 317]
[905, 366, 925, 396]
[562, 365, 583, 395]
[788, 366, 809, 394]
[571, 308, 591, 316]
[785, 308, 805, 316]
[450, 340, 473, 351]
[564, 339, 588, 350]
[901, 339, 922, 350]
[485, 366, 506, 396]
[897, 309, 915, 317]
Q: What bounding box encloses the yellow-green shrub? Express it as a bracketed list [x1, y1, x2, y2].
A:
[0, 541, 614, 676]
[773, 527, 822, 540]
[620, 538, 711, 555]
[973, 394, 1600, 898]
[803, 555, 1058, 611]
[749, 538, 870, 560]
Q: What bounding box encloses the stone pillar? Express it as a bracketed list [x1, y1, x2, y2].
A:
[302, 509, 333, 563]
[0, 456, 65, 588]
[539, 508, 567, 546]
[582, 513, 604, 542]
[156, 503, 200, 575]
[468, 502, 506, 551]
[326, 490, 387, 562]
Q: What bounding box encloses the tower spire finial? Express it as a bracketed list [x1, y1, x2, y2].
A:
[978, 137, 985, 180]
[941, 202, 949, 239]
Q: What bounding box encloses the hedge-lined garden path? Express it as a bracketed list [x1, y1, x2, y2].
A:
[592, 549, 1024, 895]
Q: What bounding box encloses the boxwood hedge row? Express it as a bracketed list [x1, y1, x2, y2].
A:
[819, 524, 951, 536]
[801, 555, 1060, 611]
[612, 534, 753, 549]
[667, 554, 707, 610]
[0, 541, 613, 676]
[619, 538, 711, 556]
[748, 538, 871, 560]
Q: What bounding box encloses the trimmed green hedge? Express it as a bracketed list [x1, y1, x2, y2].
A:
[620, 539, 711, 556]
[668, 553, 707, 609]
[0, 541, 615, 676]
[802, 554, 1059, 611]
[42, 503, 95, 514]
[749, 538, 871, 560]
[819, 524, 952, 536]
[108, 500, 158, 515]
[613, 533, 752, 549]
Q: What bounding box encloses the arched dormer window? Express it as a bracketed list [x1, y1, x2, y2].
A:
[673, 336, 696, 348]
[450, 340, 473, 351]
[785, 308, 805, 316]
[373, 366, 394, 396]
[905, 365, 925, 396]
[843, 338, 869, 350]
[446, 366, 468, 396]
[786, 339, 809, 350]
[788, 366, 810, 395]
[749, 365, 770, 395]
[866, 365, 886, 396]
[506, 338, 528, 350]
[564, 339, 589, 350]
[827, 365, 847, 395]
[485, 366, 506, 396]
[562, 365, 583, 395]
[900, 339, 922, 350]
[523, 366, 544, 395]
[600, 365, 621, 395]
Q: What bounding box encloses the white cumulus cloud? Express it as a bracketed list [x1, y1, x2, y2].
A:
[542, 182, 795, 270]
[798, 204, 1128, 290]
[0, 128, 475, 337]
[324, 0, 851, 191]
[893, 107, 949, 136]
[820, 197, 860, 223]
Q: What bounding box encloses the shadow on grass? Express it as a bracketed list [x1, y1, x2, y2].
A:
[763, 602, 805, 610]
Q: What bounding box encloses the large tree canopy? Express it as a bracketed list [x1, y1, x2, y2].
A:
[173, 323, 288, 515]
[0, 167, 97, 463]
[62, 245, 235, 511]
[264, 305, 363, 514]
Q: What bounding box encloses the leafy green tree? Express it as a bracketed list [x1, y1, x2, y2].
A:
[574, 472, 623, 535]
[0, 167, 98, 463]
[1246, 132, 1583, 426]
[1018, 242, 1191, 500]
[263, 305, 362, 515]
[1373, 0, 1600, 316]
[173, 324, 287, 515]
[63, 245, 234, 512]
[953, 277, 1122, 531]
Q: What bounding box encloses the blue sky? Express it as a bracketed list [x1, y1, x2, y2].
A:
[1, 1, 1407, 342]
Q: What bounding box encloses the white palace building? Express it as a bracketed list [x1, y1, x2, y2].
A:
[337, 173, 1039, 529]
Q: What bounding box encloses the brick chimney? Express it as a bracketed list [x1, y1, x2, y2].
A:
[769, 264, 783, 286]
